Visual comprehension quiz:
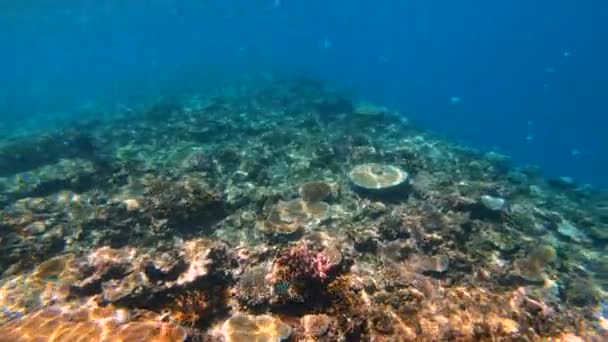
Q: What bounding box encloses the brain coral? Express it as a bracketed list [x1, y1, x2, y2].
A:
[348, 163, 408, 190]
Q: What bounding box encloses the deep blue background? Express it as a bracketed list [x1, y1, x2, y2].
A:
[0, 1, 606, 186]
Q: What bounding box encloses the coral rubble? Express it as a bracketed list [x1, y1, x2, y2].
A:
[0, 79, 606, 341]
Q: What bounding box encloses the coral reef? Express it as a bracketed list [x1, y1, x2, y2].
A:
[0, 79, 606, 341]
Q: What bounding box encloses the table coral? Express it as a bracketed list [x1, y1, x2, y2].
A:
[220, 313, 291, 342]
[348, 163, 408, 191]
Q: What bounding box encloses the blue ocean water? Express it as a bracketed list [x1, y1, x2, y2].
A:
[0, 0, 606, 186]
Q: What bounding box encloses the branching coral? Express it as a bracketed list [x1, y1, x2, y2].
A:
[235, 264, 273, 309]
[272, 244, 332, 283]
[267, 243, 334, 305]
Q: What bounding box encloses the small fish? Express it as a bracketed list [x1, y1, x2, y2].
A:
[526, 135, 535, 141]
[378, 55, 390, 64]
[0, 306, 23, 322]
[14, 174, 26, 187]
[563, 51, 571, 57]
[272, 0, 281, 8]
[21, 226, 37, 236]
[322, 38, 332, 49]
[450, 96, 462, 104]
[571, 149, 581, 156]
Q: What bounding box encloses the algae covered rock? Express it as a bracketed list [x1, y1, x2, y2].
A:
[1, 158, 102, 201]
[354, 102, 389, 117]
[0, 253, 78, 324]
[556, 221, 590, 243]
[259, 199, 330, 236]
[0, 131, 98, 177]
[348, 163, 408, 192]
[480, 195, 506, 211]
[0, 303, 193, 342]
[300, 314, 335, 339]
[299, 181, 332, 203]
[514, 245, 557, 281]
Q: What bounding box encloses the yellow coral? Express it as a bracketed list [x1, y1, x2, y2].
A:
[221, 313, 291, 342]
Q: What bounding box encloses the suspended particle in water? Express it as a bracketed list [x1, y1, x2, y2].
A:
[378, 55, 390, 64]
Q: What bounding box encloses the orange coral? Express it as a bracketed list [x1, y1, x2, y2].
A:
[0, 303, 192, 342]
[0, 254, 77, 324]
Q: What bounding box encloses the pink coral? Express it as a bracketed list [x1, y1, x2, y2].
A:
[313, 253, 332, 279]
[273, 244, 333, 282]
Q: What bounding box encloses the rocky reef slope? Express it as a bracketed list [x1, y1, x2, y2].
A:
[0, 79, 606, 341]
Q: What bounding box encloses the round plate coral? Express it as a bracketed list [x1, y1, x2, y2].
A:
[348, 163, 408, 190]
